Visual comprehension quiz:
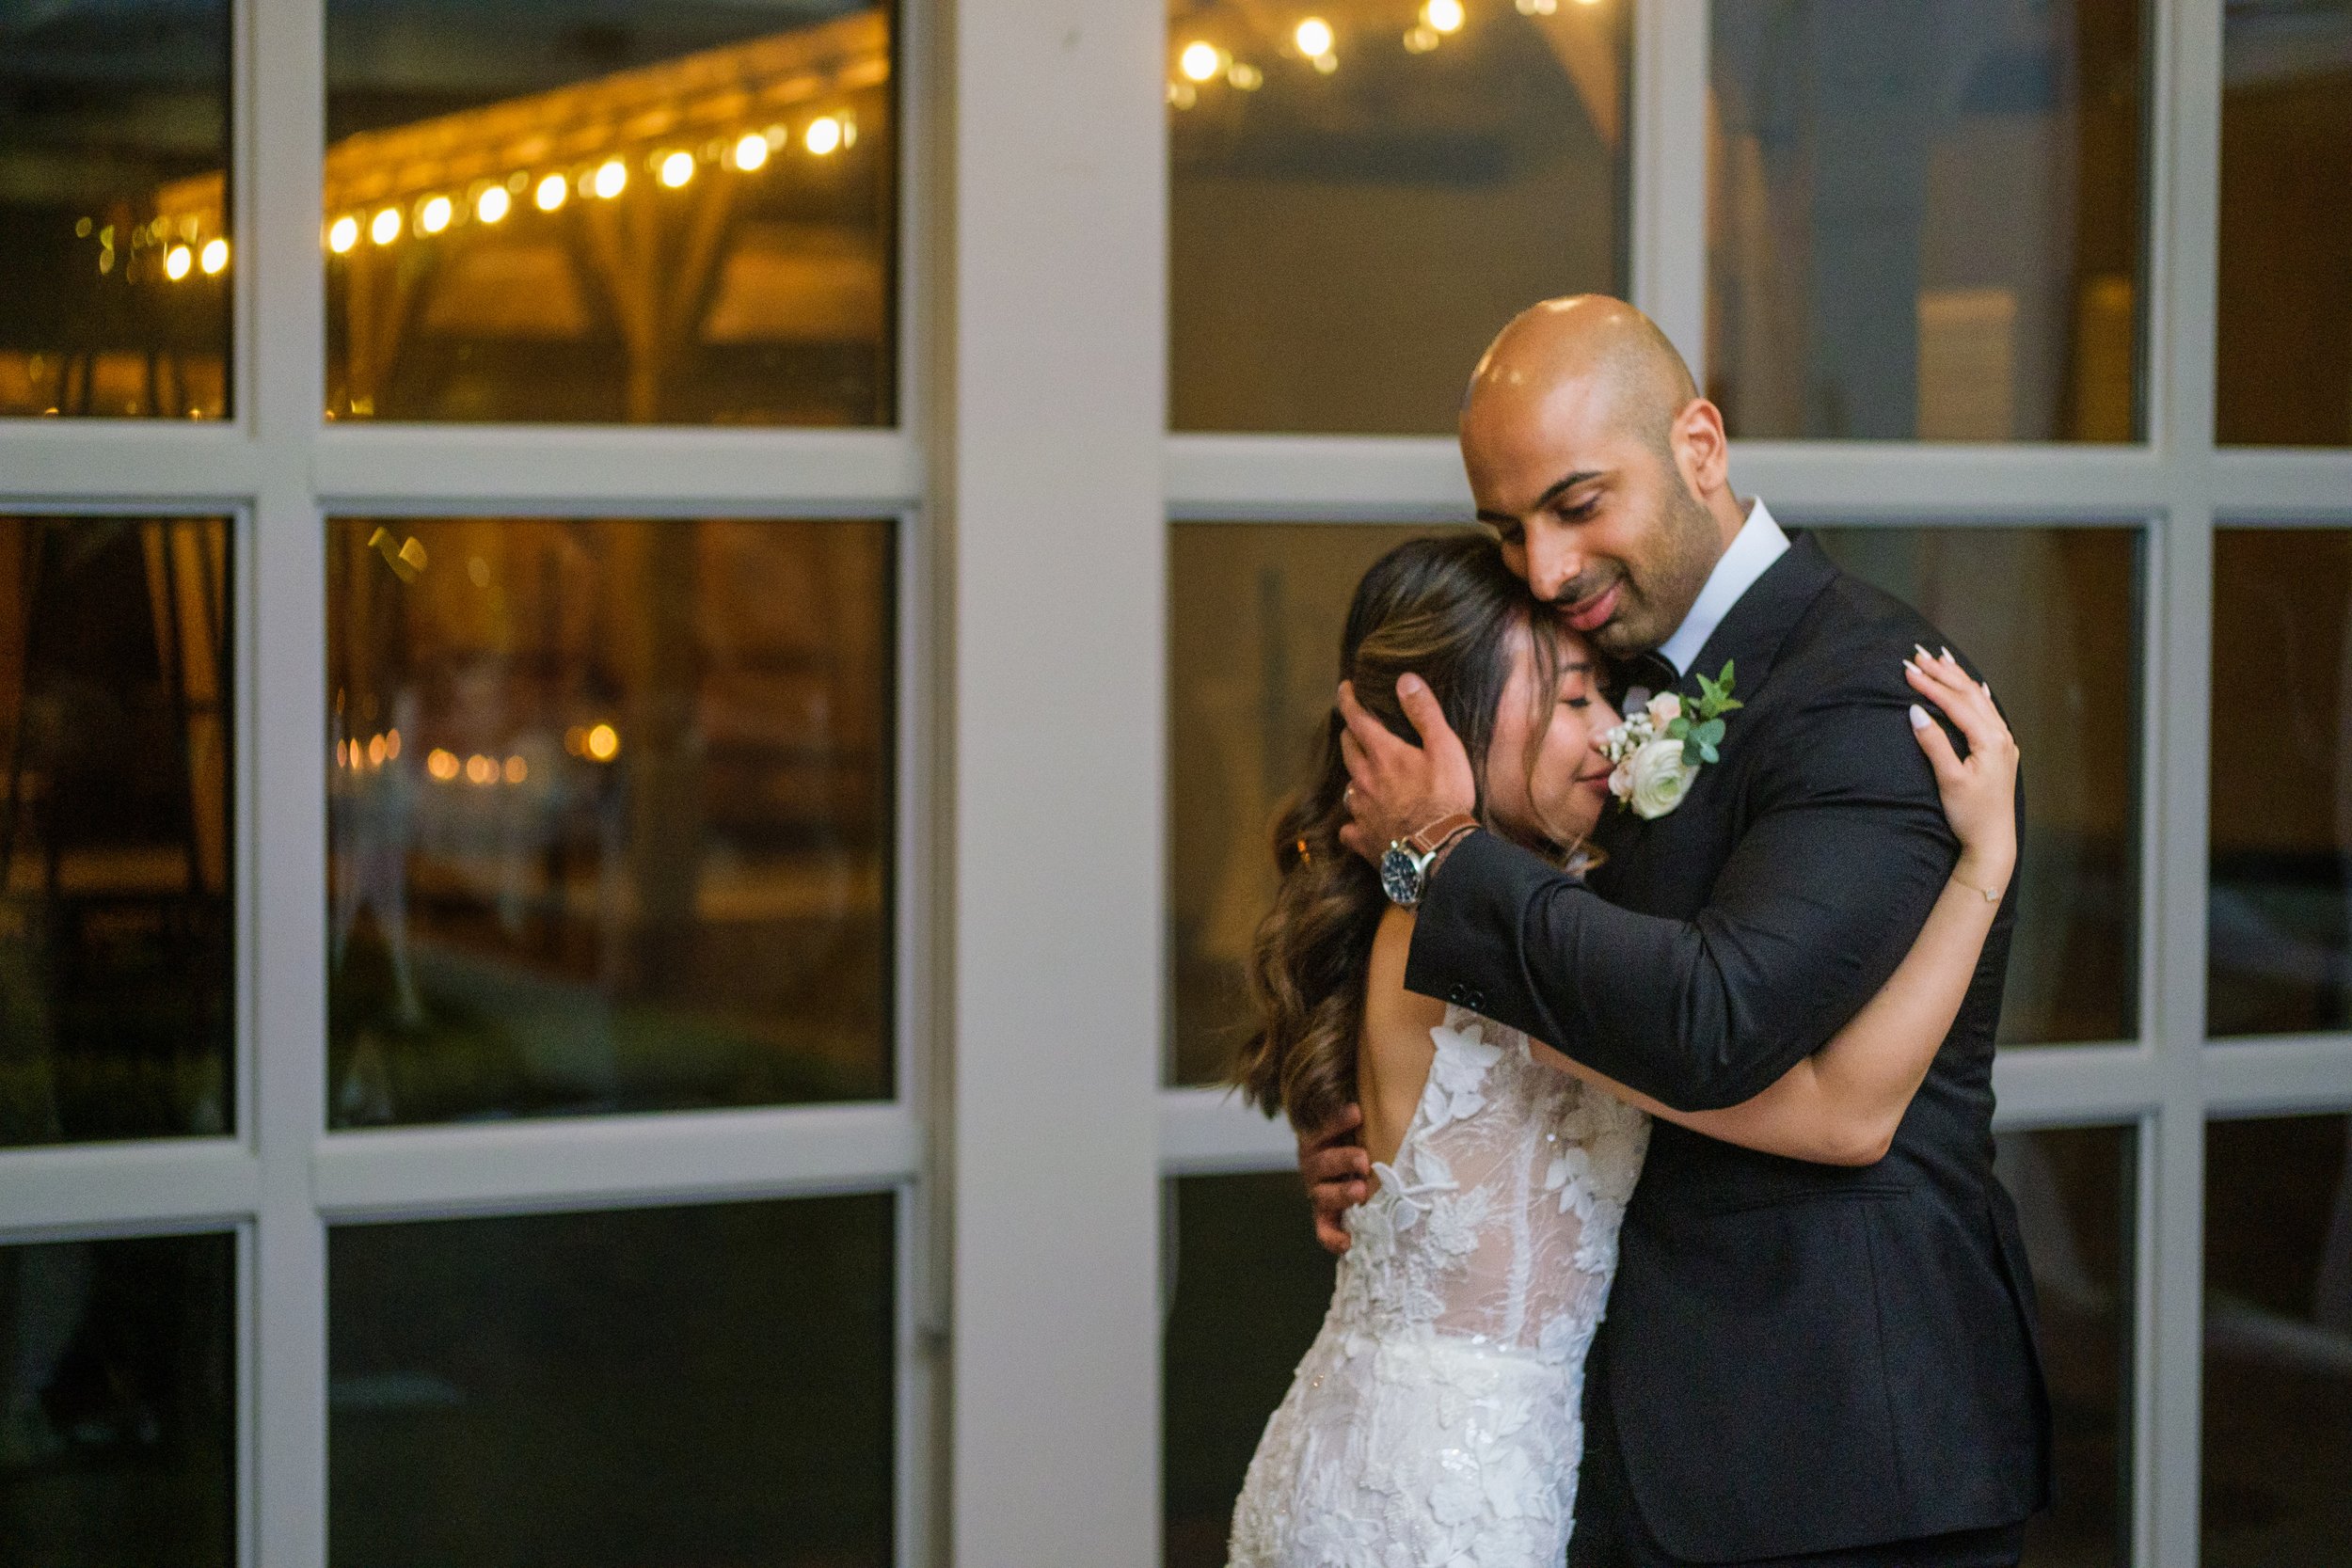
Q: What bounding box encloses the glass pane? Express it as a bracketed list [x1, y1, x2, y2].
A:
[2217, 1, 2352, 446]
[2203, 1113, 2352, 1563]
[1815, 528, 2141, 1046]
[330, 1195, 894, 1568]
[0, 1231, 234, 1566]
[0, 0, 232, 420]
[1168, 523, 1446, 1086]
[323, 0, 896, 425]
[326, 516, 893, 1126]
[1996, 1125, 2135, 1568]
[1708, 0, 2146, 441]
[2209, 530, 2351, 1037]
[1164, 1173, 1336, 1567]
[0, 516, 234, 1147]
[1168, 1, 1628, 434]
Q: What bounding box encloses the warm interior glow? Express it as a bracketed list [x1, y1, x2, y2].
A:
[327, 215, 359, 253]
[370, 206, 402, 245]
[164, 245, 193, 280]
[1179, 40, 1221, 82]
[199, 237, 230, 274]
[418, 195, 453, 233]
[734, 132, 770, 171]
[533, 173, 567, 212]
[804, 116, 844, 155]
[425, 748, 460, 782]
[503, 754, 529, 784]
[1424, 0, 1466, 32]
[476, 184, 511, 223]
[584, 722, 621, 762]
[591, 159, 627, 198]
[659, 150, 695, 187]
[1294, 17, 1333, 57]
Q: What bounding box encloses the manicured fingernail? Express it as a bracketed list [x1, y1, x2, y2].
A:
[1902, 658, 1920, 677]
[1915, 644, 1933, 663]
[1909, 704, 1931, 730]
[1939, 646, 1953, 663]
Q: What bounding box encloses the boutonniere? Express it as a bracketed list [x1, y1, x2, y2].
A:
[1599, 660, 1744, 820]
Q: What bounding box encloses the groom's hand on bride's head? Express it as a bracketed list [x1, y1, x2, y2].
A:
[1298, 1103, 1370, 1255]
[1334, 675, 1477, 863]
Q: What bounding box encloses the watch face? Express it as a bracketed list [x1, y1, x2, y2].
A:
[1379, 844, 1422, 908]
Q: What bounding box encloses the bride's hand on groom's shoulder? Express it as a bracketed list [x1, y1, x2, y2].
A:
[1903, 647, 2020, 888]
[1298, 1103, 1370, 1255]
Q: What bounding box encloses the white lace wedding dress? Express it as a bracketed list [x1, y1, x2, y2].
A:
[1228, 1007, 1652, 1568]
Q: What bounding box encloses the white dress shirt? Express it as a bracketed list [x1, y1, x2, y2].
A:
[1654, 498, 1790, 676]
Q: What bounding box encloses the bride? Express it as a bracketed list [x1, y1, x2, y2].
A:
[1225, 533, 2017, 1567]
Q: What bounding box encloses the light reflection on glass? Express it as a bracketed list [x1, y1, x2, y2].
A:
[326, 515, 894, 1127]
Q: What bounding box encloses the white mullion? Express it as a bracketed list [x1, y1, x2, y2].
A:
[0, 1142, 261, 1239]
[247, 0, 328, 1559]
[2198, 1037, 2352, 1117]
[310, 1102, 922, 1221]
[311, 426, 920, 515]
[1159, 1086, 1294, 1176]
[2148, 1, 2225, 1560]
[1629, 0, 1709, 380]
[2207, 450, 2352, 518]
[0, 428, 263, 507]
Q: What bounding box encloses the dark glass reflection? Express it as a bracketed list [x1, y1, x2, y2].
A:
[1168, 523, 1442, 1086]
[0, 1231, 235, 1567]
[2202, 1113, 2352, 1563]
[0, 516, 234, 1147]
[1709, 0, 2146, 440]
[323, 0, 896, 424]
[1817, 528, 2142, 1045]
[1163, 1173, 1336, 1568]
[0, 0, 232, 419]
[330, 1196, 894, 1568]
[2217, 0, 2352, 446]
[326, 516, 893, 1126]
[1168, 1, 1627, 434]
[1997, 1125, 2135, 1568]
[2209, 530, 2352, 1037]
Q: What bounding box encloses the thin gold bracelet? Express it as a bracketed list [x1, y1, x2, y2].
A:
[1951, 873, 2004, 905]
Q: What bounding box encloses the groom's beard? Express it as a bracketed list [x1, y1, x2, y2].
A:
[1554, 487, 1721, 659]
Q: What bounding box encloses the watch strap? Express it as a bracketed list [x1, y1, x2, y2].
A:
[1405, 812, 1481, 857]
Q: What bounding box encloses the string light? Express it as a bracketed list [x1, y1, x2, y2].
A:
[1423, 0, 1466, 34]
[1168, 80, 1199, 108]
[1295, 16, 1333, 55]
[658, 150, 695, 187]
[164, 245, 193, 281]
[370, 206, 402, 245]
[1228, 60, 1263, 89]
[591, 159, 627, 198]
[328, 215, 359, 253]
[200, 237, 230, 274]
[1312, 50, 1339, 72]
[1179, 40, 1222, 82]
[734, 131, 770, 170]
[805, 116, 843, 155]
[476, 184, 511, 223]
[1516, 0, 1559, 11]
[584, 722, 620, 762]
[534, 173, 568, 212]
[1405, 24, 1440, 49]
[418, 194, 453, 233]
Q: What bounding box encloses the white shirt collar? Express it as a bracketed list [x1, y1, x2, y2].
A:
[1655, 498, 1790, 676]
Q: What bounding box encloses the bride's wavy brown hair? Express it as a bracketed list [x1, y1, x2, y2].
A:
[1233, 532, 1581, 1132]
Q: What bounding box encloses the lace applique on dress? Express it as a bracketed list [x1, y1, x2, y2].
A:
[1228, 1009, 1650, 1568]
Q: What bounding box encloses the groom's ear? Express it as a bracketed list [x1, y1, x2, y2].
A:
[1671, 397, 1731, 499]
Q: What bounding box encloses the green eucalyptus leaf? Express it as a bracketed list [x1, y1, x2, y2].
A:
[1682, 738, 1705, 767]
[1696, 717, 1725, 746]
[1699, 741, 1721, 765]
[1667, 717, 1691, 740]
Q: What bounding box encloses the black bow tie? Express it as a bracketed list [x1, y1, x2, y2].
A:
[1624, 650, 1680, 699]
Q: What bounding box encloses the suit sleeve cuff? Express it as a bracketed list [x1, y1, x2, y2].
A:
[1402, 830, 1590, 1012]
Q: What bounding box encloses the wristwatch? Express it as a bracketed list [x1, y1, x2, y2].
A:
[1379, 813, 1480, 909]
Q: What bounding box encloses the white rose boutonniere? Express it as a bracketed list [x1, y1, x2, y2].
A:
[1598, 660, 1744, 821]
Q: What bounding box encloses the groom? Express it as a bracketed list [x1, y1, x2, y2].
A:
[1309, 297, 2050, 1566]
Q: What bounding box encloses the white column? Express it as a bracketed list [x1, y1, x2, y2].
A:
[945, 0, 1168, 1560]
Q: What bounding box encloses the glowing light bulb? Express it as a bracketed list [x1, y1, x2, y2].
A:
[164, 245, 193, 280]
[592, 159, 627, 198]
[367, 734, 387, 767]
[327, 215, 359, 253]
[504, 755, 529, 784]
[385, 728, 402, 759]
[370, 207, 402, 245]
[418, 195, 453, 234]
[534, 174, 568, 212]
[1423, 0, 1465, 32]
[1179, 40, 1221, 82]
[1405, 23, 1439, 49]
[584, 722, 620, 762]
[199, 237, 229, 274]
[804, 116, 844, 155]
[1229, 60, 1263, 89]
[734, 132, 770, 170]
[1312, 50, 1339, 71]
[659, 150, 695, 187]
[426, 748, 460, 782]
[476, 184, 511, 223]
[465, 753, 495, 785]
[1516, 0, 1558, 10]
[1295, 17, 1333, 56]
[1168, 80, 1198, 108]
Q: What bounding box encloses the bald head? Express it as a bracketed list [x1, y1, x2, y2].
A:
[1464, 295, 1697, 462]
[1455, 296, 1740, 659]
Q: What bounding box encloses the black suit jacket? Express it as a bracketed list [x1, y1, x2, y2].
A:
[1406, 534, 2051, 1561]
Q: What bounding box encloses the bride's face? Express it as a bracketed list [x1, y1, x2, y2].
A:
[1482, 624, 1619, 849]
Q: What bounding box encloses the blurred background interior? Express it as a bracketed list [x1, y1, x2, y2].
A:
[1, 0, 2348, 1565]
